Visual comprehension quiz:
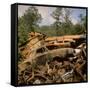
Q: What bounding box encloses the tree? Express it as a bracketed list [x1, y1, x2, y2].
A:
[18, 6, 42, 46]
[63, 8, 72, 23]
[23, 6, 42, 32]
[51, 8, 62, 36]
[79, 14, 86, 33]
[73, 24, 82, 34]
[51, 8, 74, 36]
[18, 17, 29, 46]
[62, 8, 73, 35]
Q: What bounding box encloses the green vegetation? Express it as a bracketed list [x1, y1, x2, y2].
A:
[18, 7, 87, 46]
[18, 6, 42, 46]
[51, 8, 62, 36]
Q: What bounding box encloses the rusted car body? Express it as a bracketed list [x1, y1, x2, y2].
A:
[30, 47, 75, 65]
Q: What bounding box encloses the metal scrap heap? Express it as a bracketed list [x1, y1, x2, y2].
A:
[18, 32, 87, 85]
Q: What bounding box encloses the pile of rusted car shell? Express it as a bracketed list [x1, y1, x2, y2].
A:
[18, 33, 87, 85]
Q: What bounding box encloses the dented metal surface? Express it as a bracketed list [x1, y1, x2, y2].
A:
[18, 33, 87, 85]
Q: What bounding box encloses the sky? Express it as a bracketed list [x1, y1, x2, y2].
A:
[18, 5, 86, 26]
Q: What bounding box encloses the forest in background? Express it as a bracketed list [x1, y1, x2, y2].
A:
[18, 6, 86, 46]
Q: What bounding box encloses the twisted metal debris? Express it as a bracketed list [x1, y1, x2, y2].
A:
[18, 32, 87, 85]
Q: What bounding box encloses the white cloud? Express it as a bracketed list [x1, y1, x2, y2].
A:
[71, 17, 78, 25]
[36, 6, 55, 26]
[18, 5, 30, 17]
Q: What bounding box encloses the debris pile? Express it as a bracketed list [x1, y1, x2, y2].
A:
[18, 32, 87, 85]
